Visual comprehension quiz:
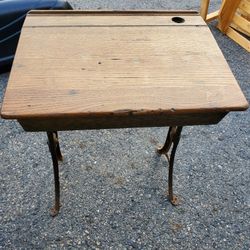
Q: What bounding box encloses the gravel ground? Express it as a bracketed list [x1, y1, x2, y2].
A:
[0, 0, 249, 249]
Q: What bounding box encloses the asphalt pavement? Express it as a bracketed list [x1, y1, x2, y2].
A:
[0, 0, 249, 249]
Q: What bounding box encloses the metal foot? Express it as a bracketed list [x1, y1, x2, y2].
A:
[50, 206, 60, 217]
[157, 126, 183, 205]
[167, 193, 180, 206]
[47, 131, 63, 217]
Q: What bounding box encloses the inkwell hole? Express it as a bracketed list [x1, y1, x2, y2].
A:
[171, 17, 185, 23]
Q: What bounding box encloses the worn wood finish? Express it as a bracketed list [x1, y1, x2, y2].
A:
[18, 112, 227, 132]
[1, 11, 248, 131]
[24, 15, 205, 27]
[27, 10, 199, 16]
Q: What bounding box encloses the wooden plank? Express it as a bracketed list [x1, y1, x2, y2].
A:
[200, 0, 210, 20]
[27, 10, 199, 16]
[238, 0, 250, 15]
[1, 14, 248, 123]
[2, 26, 248, 119]
[237, 8, 250, 22]
[18, 113, 227, 132]
[231, 22, 250, 36]
[23, 15, 206, 27]
[231, 13, 250, 36]
[206, 10, 219, 22]
[217, 0, 242, 33]
[226, 26, 250, 51]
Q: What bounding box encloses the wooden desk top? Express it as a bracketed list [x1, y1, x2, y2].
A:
[1, 11, 248, 130]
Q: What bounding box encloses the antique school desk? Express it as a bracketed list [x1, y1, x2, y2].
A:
[1, 10, 248, 216]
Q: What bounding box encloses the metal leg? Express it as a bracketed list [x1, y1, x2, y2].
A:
[157, 126, 183, 205]
[47, 131, 63, 217]
[54, 132, 63, 161]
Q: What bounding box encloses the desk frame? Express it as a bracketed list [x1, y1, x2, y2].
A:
[19, 111, 226, 216]
[46, 126, 183, 216]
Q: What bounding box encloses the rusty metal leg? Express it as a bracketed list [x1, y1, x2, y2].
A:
[157, 126, 172, 155]
[157, 126, 183, 206]
[54, 132, 63, 161]
[47, 131, 62, 217]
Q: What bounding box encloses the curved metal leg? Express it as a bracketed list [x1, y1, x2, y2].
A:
[158, 126, 175, 155]
[47, 131, 63, 217]
[157, 126, 183, 205]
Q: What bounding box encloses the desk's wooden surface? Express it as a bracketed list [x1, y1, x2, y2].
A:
[1, 11, 248, 131]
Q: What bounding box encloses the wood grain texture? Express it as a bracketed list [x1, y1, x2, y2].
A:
[27, 10, 199, 16]
[226, 26, 250, 51]
[200, 0, 210, 20]
[1, 12, 248, 130]
[231, 13, 250, 36]
[18, 112, 227, 132]
[217, 0, 242, 33]
[238, 0, 250, 16]
[23, 15, 205, 27]
[206, 10, 219, 22]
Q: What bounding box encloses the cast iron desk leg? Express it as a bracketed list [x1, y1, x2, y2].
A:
[47, 131, 63, 217]
[46, 127, 182, 216]
[157, 126, 183, 205]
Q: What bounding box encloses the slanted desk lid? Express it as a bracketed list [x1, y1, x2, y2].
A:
[1, 11, 248, 119]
